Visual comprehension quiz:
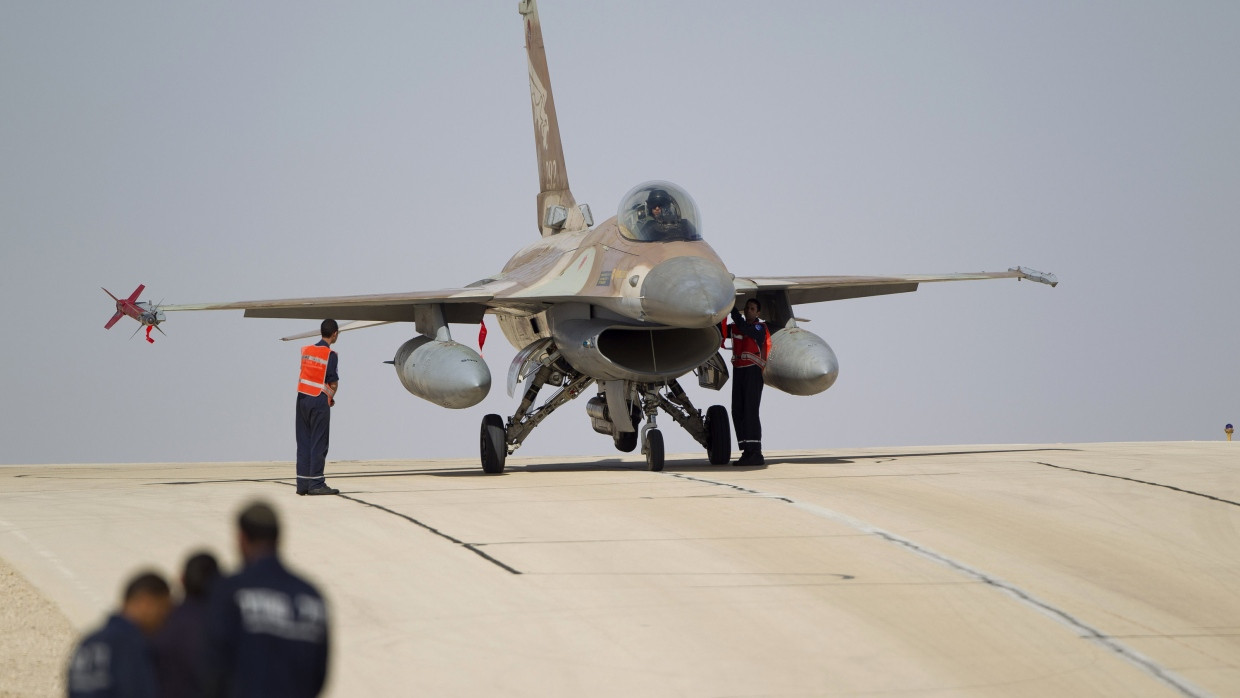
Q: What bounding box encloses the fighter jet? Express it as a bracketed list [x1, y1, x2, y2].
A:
[163, 0, 1055, 473]
[103, 284, 166, 343]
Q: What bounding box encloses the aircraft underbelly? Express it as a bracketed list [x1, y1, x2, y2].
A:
[554, 319, 719, 383]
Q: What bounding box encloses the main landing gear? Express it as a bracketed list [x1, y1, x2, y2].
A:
[477, 348, 732, 474]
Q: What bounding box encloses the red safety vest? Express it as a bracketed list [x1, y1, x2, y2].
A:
[728, 320, 770, 368]
[297, 345, 334, 397]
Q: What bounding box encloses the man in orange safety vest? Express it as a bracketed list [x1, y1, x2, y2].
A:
[296, 319, 341, 495]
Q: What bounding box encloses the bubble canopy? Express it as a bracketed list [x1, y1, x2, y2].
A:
[616, 181, 701, 242]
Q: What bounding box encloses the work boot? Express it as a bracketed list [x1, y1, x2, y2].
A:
[307, 485, 340, 496]
[734, 450, 755, 466]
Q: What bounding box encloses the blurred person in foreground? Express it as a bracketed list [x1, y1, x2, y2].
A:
[67, 571, 172, 698]
[206, 500, 330, 697]
[152, 551, 220, 698]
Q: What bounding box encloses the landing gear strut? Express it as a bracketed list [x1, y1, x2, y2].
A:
[478, 343, 731, 473]
[478, 344, 593, 474]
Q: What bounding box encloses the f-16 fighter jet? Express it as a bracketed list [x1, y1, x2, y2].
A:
[159, 1, 1056, 472]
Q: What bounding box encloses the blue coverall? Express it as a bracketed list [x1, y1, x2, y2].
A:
[67, 614, 159, 698]
[205, 554, 330, 697]
[295, 339, 337, 493]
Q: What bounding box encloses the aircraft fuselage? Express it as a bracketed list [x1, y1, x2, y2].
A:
[494, 216, 732, 341]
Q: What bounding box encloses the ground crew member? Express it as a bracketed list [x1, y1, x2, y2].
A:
[152, 550, 220, 698]
[67, 571, 173, 698]
[206, 501, 330, 697]
[728, 298, 770, 466]
[296, 319, 340, 496]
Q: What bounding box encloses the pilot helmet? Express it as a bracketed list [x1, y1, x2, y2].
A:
[646, 189, 677, 223]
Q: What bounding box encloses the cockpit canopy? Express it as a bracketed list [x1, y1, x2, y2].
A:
[617, 180, 701, 242]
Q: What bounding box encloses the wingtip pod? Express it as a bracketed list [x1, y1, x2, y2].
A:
[1009, 266, 1058, 288]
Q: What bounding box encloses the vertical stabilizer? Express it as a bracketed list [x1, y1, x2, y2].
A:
[518, 0, 587, 236]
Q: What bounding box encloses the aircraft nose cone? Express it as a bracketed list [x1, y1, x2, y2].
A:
[640, 256, 735, 327]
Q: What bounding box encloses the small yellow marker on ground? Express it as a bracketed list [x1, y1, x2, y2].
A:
[1226, 424, 1234, 441]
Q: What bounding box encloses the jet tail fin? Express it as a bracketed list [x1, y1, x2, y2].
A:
[518, 0, 587, 237]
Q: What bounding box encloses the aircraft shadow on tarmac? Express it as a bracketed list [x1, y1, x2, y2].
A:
[150, 447, 1080, 486]
[432, 446, 1080, 476]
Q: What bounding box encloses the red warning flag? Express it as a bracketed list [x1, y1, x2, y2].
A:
[478, 320, 488, 355]
[145, 326, 155, 344]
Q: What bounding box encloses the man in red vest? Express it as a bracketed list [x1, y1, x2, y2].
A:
[728, 299, 771, 466]
[296, 319, 340, 495]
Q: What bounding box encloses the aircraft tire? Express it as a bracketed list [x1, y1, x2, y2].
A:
[480, 414, 506, 474]
[612, 405, 642, 452]
[706, 405, 731, 465]
[613, 430, 637, 453]
[645, 429, 664, 472]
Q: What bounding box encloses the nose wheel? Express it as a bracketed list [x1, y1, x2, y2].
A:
[643, 429, 664, 471]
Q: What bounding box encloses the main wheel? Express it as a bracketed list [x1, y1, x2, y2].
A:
[705, 405, 731, 465]
[612, 404, 642, 453]
[480, 414, 506, 474]
[644, 429, 665, 472]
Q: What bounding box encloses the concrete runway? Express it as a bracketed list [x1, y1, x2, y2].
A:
[2, 442, 1237, 697]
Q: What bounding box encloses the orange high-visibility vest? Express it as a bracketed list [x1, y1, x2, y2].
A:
[298, 345, 333, 397]
[729, 321, 771, 368]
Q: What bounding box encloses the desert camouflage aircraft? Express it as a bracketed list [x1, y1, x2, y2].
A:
[165, 0, 1055, 473]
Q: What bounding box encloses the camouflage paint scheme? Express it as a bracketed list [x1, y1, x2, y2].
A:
[162, 1, 1055, 472]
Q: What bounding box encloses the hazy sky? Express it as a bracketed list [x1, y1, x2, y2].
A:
[4, 1, 1238, 466]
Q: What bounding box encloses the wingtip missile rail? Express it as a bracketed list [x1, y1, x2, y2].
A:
[102, 284, 166, 343]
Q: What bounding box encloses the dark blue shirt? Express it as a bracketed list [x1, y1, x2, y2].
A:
[729, 310, 769, 343]
[315, 339, 339, 385]
[206, 555, 330, 698]
[151, 597, 210, 698]
[67, 614, 158, 698]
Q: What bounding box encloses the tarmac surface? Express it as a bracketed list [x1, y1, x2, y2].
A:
[1, 441, 1237, 697]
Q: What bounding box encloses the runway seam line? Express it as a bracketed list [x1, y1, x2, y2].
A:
[663, 472, 1209, 698]
[335, 494, 521, 575]
[1035, 462, 1240, 508]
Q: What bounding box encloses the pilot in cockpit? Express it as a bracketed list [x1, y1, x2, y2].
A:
[641, 189, 697, 241]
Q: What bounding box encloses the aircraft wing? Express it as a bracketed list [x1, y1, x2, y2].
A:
[733, 266, 1057, 305]
[163, 288, 495, 325]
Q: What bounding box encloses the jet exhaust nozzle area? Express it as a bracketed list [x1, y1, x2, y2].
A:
[763, 326, 839, 396]
[393, 336, 491, 409]
[640, 256, 735, 328]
